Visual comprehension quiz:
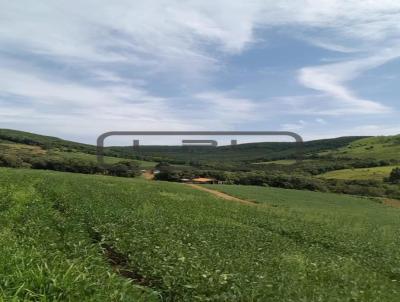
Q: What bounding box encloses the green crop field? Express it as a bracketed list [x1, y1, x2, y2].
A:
[204, 184, 394, 214]
[318, 165, 399, 181]
[1, 168, 400, 301]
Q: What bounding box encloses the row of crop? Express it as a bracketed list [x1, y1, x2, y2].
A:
[0, 168, 158, 301]
[33, 171, 400, 301]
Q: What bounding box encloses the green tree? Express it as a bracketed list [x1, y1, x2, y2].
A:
[389, 167, 400, 184]
[106, 161, 140, 177]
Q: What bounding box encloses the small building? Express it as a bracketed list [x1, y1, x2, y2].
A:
[191, 177, 217, 184]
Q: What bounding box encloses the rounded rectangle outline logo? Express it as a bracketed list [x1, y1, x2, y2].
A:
[96, 131, 304, 165]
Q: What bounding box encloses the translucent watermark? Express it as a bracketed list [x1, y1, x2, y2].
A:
[96, 131, 304, 166]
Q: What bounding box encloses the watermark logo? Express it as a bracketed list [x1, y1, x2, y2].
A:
[96, 131, 304, 166]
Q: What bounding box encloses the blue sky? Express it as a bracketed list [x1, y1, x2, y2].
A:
[0, 1, 399, 144]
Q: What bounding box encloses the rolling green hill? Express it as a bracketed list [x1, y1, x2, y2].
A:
[324, 135, 400, 160]
[1, 167, 400, 301]
[0, 129, 157, 170]
[0, 128, 95, 153]
[110, 136, 366, 163]
[0, 129, 367, 163]
[2, 129, 399, 164]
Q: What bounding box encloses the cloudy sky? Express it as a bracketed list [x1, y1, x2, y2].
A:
[1, 1, 399, 144]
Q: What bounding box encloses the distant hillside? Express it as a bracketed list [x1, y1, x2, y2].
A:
[0, 129, 156, 174]
[325, 135, 400, 160]
[2, 128, 398, 164]
[0, 129, 368, 164]
[0, 129, 96, 153]
[108, 136, 367, 163]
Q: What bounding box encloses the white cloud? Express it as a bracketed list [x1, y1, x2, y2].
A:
[0, 1, 261, 73]
[281, 120, 307, 131]
[195, 92, 258, 122]
[305, 40, 359, 54]
[0, 65, 194, 142]
[298, 48, 399, 114]
[2, 1, 399, 68]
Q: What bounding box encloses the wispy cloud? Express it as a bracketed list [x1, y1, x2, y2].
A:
[195, 92, 259, 122]
[298, 48, 399, 114]
[0, 65, 194, 141]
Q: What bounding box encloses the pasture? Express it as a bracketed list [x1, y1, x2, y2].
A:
[318, 165, 397, 180]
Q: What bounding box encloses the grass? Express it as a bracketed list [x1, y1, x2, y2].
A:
[0, 142, 47, 156]
[1, 168, 400, 301]
[318, 166, 398, 180]
[325, 135, 400, 160]
[137, 159, 158, 168]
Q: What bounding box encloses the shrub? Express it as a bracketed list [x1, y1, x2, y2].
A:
[388, 167, 400, 184]
[106, 161, 140, 177]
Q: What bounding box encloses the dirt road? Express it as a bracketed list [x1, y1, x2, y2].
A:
[383, 198, 400, 209]
[187, 184, 256, 206]
[142, 171, 154, 180]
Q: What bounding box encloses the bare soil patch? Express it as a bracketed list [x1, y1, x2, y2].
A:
[142, 170, 154, 180]
[383, 198, 400, 209]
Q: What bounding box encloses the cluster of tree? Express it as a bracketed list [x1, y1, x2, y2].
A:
[154, 162, 193, 181]
[0, 153, 140, 178]
[248, 158, 398, 175]
[0, 154, 26, 168]
[388, 167, 400, 184]
[325, 179, 400, 199]
[31, 158, 140, 177]
[104, 161, 141, 177]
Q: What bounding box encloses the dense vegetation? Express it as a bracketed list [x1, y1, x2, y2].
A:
[1, 168, 400, 301]
[109, 136, 366, 164]
[389, 167, 400, 184]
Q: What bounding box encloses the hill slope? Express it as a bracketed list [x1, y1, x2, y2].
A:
[324, 135, 400, 160]
[0, 129, 157, 170]
[318, 165, 398, 181]
[0, 128, 95, 153]
[109, 136, 367, 163]
[0, 129, 369, 163]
